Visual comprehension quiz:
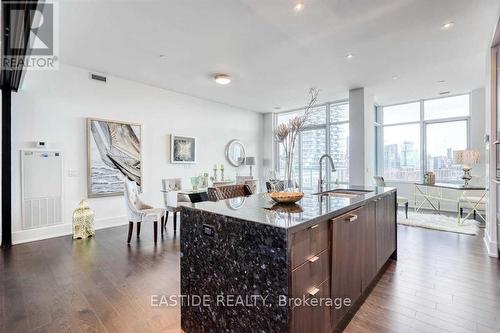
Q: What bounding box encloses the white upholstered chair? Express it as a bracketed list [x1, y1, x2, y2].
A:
[162, 178, 190, 232]
[374, 176, 409, 219]
[124, 180, 165, 243]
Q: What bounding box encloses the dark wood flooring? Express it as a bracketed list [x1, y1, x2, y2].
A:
[1, 221, 499, 333]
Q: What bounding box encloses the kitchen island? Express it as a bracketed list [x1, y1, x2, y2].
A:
[180, 186, 397, 333]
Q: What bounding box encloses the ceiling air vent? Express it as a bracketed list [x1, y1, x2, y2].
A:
[439, 91, 451, 95]
[89, 73, 107, 83]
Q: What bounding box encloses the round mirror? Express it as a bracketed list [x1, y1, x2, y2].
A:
[225, 139, 246, 167]
[226, 197, 247, 210]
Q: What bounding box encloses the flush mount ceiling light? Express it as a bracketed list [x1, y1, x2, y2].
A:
[441, 21, 454, 30]
[345, 53, 354, 59]
[214, 74, 231, 85]
[294, 2, 304, 12]
[392, 75, 399, 80]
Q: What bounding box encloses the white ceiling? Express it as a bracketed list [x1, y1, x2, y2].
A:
[58, 0, 500, 112]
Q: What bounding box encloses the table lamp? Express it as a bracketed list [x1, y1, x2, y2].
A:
[244, 156, 256, 177]
[453, 150, 480, 186]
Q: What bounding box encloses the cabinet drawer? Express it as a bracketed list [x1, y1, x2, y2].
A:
[291, 249, 329, 299]
[331, 207, 363, 225]
[291, 221, 329, 269]
[291, 279, 331, 333]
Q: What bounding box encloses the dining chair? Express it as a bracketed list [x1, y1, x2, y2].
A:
[207, 184, 253, 201]
[236, 176, 258, 193]
[266, 180, 285, 192]
[124, 180, 165, 243]
[374, 176, 408, 219]
[265, 180, 298, 192]
[162, 178, 190, 232]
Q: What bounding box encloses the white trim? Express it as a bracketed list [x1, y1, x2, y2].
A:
[483, 231, 499, 258]
[7, 215, 128, 245]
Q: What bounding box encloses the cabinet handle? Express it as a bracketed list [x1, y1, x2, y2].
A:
[308, 287, 320, 296]
[347, 214, 358, 222]
[308, 224, 319, 229]
[308, 256, 319, 263]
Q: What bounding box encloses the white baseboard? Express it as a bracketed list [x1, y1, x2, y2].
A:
[483, 232, 499, 258]
[10, 215, 128, 245]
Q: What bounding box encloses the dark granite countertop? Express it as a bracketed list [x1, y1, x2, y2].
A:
[180, 185, 396, 232]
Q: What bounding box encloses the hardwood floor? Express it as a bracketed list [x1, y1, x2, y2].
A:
[1, 221, 498, 333]
[345, 226, 500, 333]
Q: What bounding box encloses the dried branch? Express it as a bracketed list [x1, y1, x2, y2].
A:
[272, 88, 320, 185]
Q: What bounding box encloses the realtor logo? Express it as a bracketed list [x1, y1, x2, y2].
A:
[2, 1, 58, 70]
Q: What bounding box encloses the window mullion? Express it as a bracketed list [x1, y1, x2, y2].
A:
[326, 103, 331, 187]
[420, 100, 425, 181]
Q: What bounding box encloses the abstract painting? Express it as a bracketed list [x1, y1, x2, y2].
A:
[171, 135, 196, 164]
[87, 118, 142, 197]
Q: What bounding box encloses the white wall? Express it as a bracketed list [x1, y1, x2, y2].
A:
[387, 88, 487, 213]
[7, 64, 263, 244]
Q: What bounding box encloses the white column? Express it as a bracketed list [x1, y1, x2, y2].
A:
[349, 88, 375, 186]
[261, 113, 275, 180]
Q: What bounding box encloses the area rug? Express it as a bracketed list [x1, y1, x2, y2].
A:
[397, 211, 479, 235]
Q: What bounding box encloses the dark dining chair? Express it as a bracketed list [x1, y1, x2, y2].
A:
[266, 180, 285, 192]
[207, 184, 253, 201]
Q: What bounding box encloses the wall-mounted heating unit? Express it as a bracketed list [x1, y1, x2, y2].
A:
[21, 150, 64, 230]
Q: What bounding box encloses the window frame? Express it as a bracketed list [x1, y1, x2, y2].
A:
[274, 99, 349, 189]
[378, 93, 471, 183]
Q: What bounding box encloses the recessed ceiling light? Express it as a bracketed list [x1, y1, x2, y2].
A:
[392, 76, 399, 80]
[345, 53, 354, 59]
[274, 107, 281, 110]
[214, 74, 231, 85]
[436, 80, 446, 83]
[294, 2, 304, 12]
[439, 91, 451, 95]
[441, 21, 454, 30]
[159, 54, 167, 59]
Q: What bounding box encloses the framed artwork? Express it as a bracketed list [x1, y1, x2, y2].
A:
[87, 118, 142, 197]
[171, 135, 196, 164]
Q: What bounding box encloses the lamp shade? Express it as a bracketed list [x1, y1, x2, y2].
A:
[453, 150, 480, 166]
[244, 156, 256, 166]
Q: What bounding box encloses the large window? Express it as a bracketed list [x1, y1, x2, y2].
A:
[276, 101, 349, 191]
[379, 94, 470, 182]
[425, 120, 467, 181]
[383, 123, 421, 181]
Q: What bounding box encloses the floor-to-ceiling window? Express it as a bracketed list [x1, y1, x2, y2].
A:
[275, 100, 349, 191]
[378, 94, 470, 183]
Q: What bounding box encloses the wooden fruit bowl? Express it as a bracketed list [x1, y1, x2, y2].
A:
[269, 192, 304, 204]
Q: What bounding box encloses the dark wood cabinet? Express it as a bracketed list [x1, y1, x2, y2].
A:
[291, 191, 397, 333]
[331, 207, 363, 327]
[291, 279, 331, 333]
[360, 201, 377, 291]
[375, 193, 397, 270]
[291, 221, 329, 269]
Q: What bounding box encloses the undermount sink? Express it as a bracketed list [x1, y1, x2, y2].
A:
[315, 189, 373, 198]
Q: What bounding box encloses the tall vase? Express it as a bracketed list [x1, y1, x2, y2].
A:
[284, 153, 297, 192]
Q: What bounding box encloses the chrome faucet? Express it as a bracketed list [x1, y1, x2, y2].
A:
[318, 154, 336, 193]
